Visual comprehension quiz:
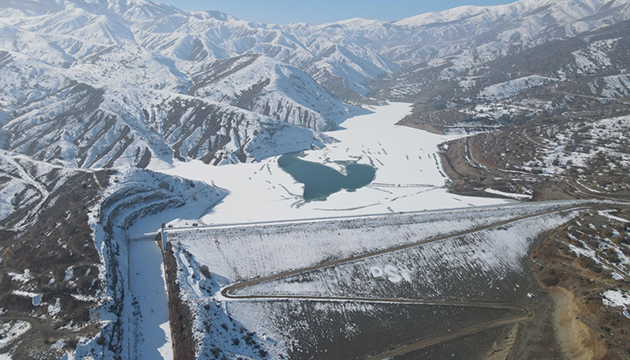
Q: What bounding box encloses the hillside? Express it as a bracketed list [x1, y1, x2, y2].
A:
[0, 150, 227, 358]
[383, 19, 630, 135]
[2, 0, 629, 168]
[1, 0, 630, 358]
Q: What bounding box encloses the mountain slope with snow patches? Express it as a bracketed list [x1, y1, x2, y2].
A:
[2, 0, 630, 358]
[0, 149, 229, 358]
[0, 0, 355, 168]
[1, 0, 630, 169]
[188, 54, 353, 131]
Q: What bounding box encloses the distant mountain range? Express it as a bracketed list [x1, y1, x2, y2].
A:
[2, 0, 630, 359]
[0, 0, 628, 168]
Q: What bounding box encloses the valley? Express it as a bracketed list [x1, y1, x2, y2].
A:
[155, 103, 509, 226]
[0, 0, 629, 359]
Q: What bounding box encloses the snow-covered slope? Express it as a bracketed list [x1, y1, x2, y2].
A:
[0, 0, 355, 168]
[479, 75, 557, 100]
[2, 0, 630, 169]
[149, 94, 333, 165]
[78, 167, 228, 359]
[128, 6, 399, 102]
[384, 0, 630, 67]
[0, 0, 397, 102]
[188, 54, 352, 131]
[0, 151, 114, 358]
[0, 150, 88, 229]
[373, 15, 630, 134]
[0, 51, 336, 169]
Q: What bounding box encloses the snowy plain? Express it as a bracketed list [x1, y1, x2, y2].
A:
[155, 102, 510, 225]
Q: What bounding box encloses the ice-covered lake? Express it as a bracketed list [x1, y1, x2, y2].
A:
[156, 102, 510, 225]
[127, 102, 513, 360]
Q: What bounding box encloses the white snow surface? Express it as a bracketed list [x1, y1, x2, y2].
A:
[602, 289, 630, 318]
[601, 74, 630, 98]
[158, 103, 510, 226]
[128, 239, 173, 360]
[480, 75, 556, 100]
[7, 270, 32, 283]
[485, 188, 533, 200]
[0, 321, 31, 350]
[598, 210, 630, 223]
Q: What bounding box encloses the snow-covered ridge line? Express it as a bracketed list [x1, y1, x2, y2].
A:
[1, 0, 629, 168]
[480, 75, 557, 100]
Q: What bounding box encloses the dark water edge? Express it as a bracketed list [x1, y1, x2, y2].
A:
[278, 152, 376, 201]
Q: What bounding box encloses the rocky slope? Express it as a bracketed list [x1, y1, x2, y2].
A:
[3, 0, 629, 169]
[0, 150, 227, 359]
[385, 18, 630, 134]
[0, 151, 111, 358]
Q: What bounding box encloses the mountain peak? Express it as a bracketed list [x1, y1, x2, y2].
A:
[320, 17, 384, 28]
[392, 0, 617, 27]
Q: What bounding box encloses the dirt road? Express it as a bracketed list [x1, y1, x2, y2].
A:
[216, 203, 597, 358]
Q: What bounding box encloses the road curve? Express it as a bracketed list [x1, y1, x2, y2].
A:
[222, 204, 588, 298]
[213, 204, 592, 358]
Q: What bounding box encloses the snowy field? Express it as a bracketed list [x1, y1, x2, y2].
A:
[154, 102, 510, 225]
[128, 239, 173, 360]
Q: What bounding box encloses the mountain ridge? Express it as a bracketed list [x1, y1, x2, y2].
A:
[0, 0, 629, 170]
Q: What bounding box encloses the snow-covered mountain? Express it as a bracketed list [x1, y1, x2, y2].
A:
[378, 17, 630, 133]
[1, 0, 630, 168]
[3, 0, 630, 358]
[0, 0, 354, 168]
[313, 0, 630, 67]
[187, 54, 351, 131]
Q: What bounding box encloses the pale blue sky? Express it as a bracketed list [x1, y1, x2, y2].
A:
[162, 0, 516, 24]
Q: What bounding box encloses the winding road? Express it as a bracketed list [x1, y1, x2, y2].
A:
[213, 202, 596, 359]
